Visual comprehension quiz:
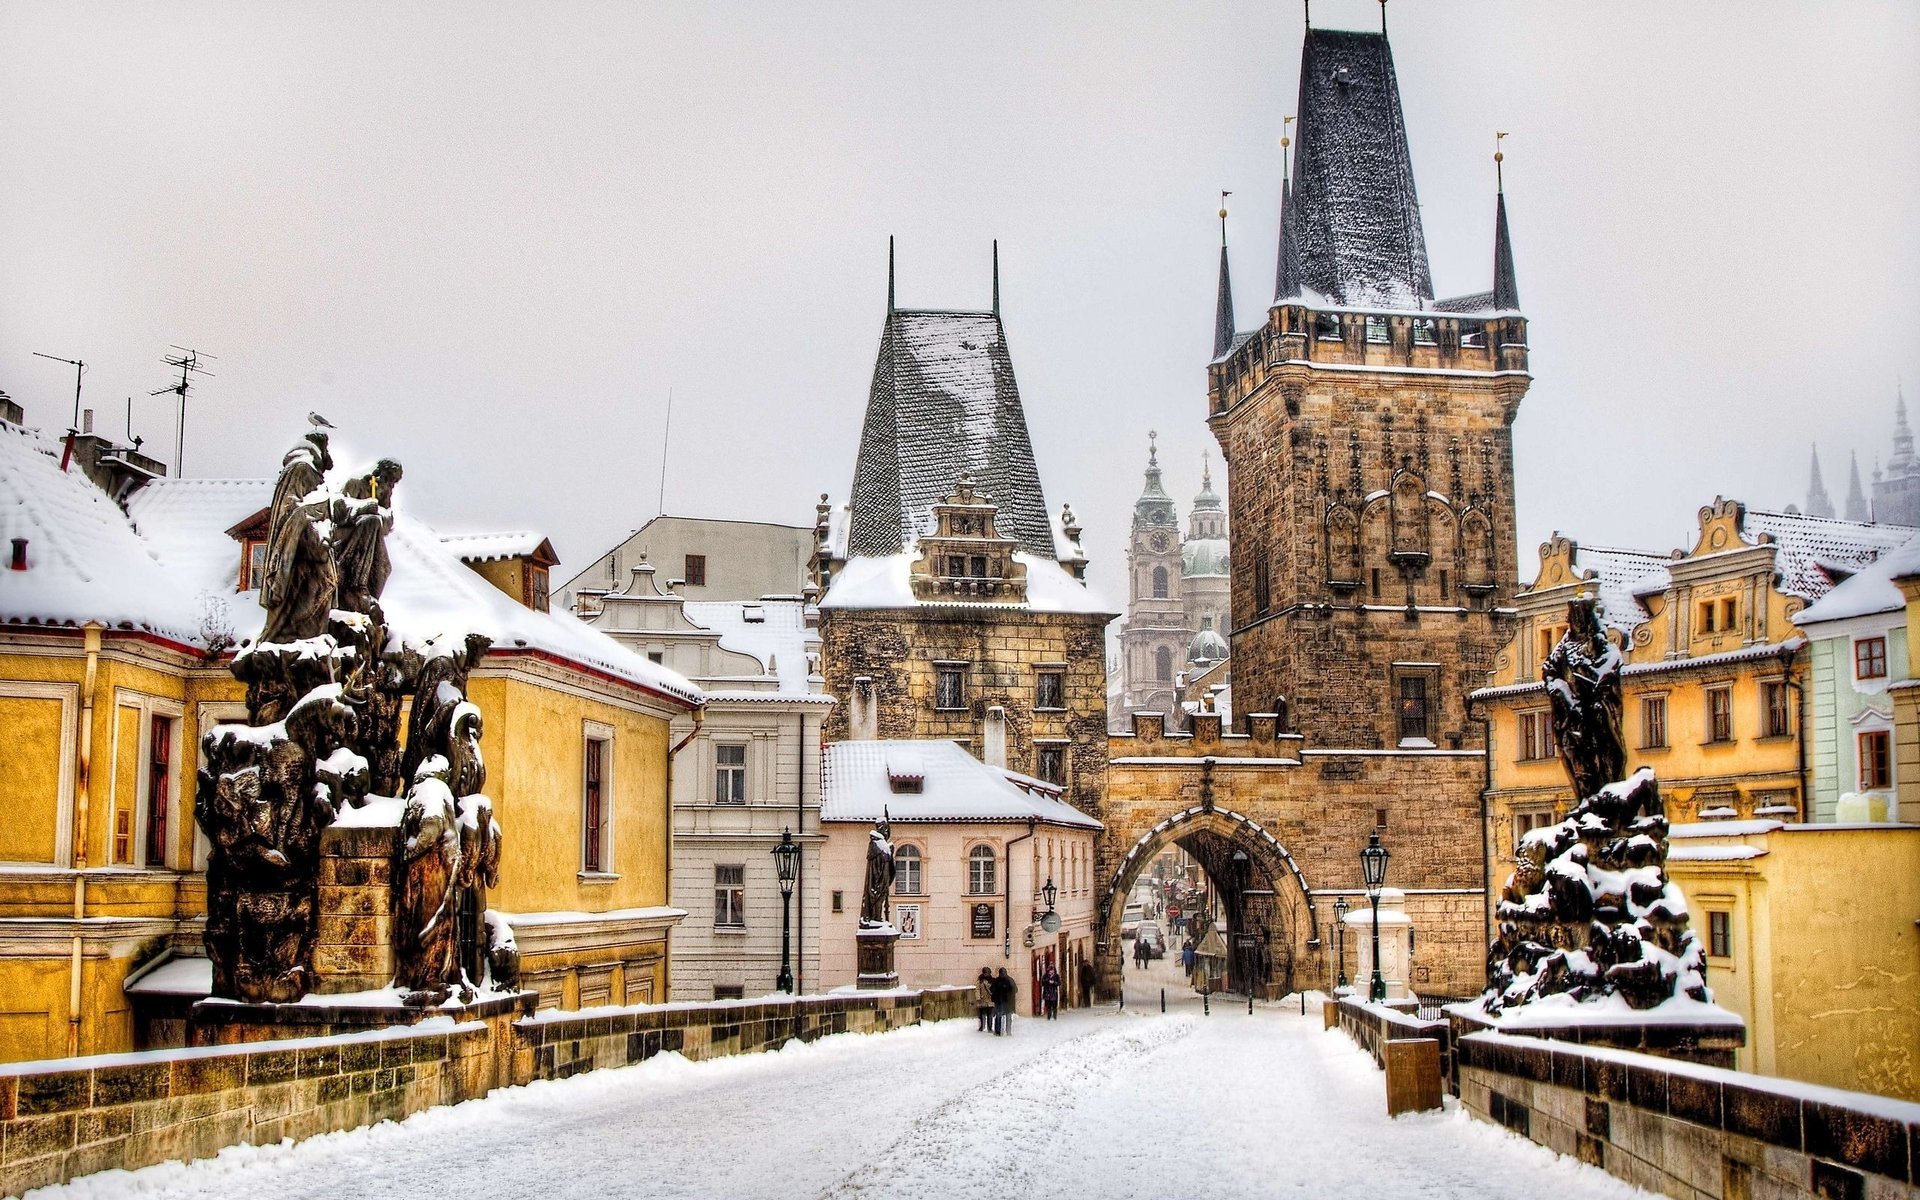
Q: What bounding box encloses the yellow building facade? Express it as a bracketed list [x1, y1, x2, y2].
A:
[0, 413, 701, 1064]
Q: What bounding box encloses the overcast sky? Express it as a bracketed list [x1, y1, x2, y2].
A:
[3, 1, 1917, 610]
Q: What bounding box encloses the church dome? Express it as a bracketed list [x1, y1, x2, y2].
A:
[1188, 628, 1228, 664]
[1182, 538, 1230, 578]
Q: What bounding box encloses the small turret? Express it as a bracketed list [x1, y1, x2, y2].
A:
[1214, 199, 1237, 360]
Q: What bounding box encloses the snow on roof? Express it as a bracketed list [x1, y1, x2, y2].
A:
[0, 422, 206, 644]
[683, 596, 819, 695]
[1795, 531, 1920, 626]
[124, 954, 212, 997]
[822, 740, 1100, 830]
[1743, 508, 1918, 602]
[439, 531, 556, 565]
[817, 548, 1114, 616]
[116, 470, 701, 706]
[1569, 545, 1671, 632]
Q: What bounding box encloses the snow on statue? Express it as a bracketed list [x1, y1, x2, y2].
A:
[1483, 595, 1711, 1016]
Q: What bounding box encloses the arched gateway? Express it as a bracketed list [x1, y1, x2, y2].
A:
[1100, 804, 1320, 999]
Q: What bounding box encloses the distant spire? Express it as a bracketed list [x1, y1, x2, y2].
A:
[887, 236, 896, 313]
[1492, 134, 1520, 312]
[1274, 118, 1298, 302]
[991, 240, 1000, 316]
[1133, 430, 1177, 531]
[1201, 450, 1213, 492]
[1891, 386, 1917, 478]
[1846, 451, 1871, 522]
[1214, 195, 1236, 359]
[1805, 445, 1835, 518]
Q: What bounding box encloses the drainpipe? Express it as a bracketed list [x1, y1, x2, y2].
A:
[1003, 817, 1036, 963]
[664, 708, 704, 997]
[70, 621, 103, 1056]
[795, 711, 806, 995]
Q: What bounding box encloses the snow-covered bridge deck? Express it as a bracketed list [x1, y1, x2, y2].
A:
[36, 974, 1652, 1199]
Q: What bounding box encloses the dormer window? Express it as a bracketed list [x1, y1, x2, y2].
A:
[241, 539, 268, 591]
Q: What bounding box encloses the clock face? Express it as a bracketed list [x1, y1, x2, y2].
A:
[1149, 533, 1171, 553]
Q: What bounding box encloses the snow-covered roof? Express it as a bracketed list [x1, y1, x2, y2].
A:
[439, 531, 557, 565]
[1182, 537, 1229, 579]
[1742, 508, 1918, 603]
[0, 422, 208, 644]
[822, 740, 1100, 830]
[683, 596, 820, 696]
[70, 456, 703, 706]
[1572, 545, 1672, 632]
[817, 548, 1114, 616]
[1795, 532, 1920, 626]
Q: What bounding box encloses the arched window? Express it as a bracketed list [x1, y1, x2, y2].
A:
[968, 844, 998, 895]
[1155, 646, 1174, 681]
[1151, 566, 1169, 599]
[894, 844, 922, 895]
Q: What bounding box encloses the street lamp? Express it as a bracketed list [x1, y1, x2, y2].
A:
[1041, 876, 1057, 914]
[1360, 831, 1391, 1003]
[1332, 895, 1350, 990]
[771, 827, 799, 994]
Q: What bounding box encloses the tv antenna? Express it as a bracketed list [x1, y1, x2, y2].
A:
[656, 386, 674, 518]
[151, 346, 214, 476]
[31, 351, 86, 429]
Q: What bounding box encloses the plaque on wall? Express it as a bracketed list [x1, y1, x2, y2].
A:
[897, 903, 921, 940]
[971, 903, 996, 939]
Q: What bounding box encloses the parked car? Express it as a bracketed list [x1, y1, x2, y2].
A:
[1121, 904, 1145, 939]
[1136, 922, 1167, 959]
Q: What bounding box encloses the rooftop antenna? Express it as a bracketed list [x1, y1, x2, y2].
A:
[991, 240, 1000, 316]
[151, 346, 214, 477]
[123, 397, 143, 450]
[31, 351, 85, 430]
[656, 386, 675, 518]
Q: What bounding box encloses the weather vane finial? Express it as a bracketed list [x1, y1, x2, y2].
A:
[1148, 429, 1158, 467]
[1495, 131, 1509, 192]
[1218, 191, 1231, 245]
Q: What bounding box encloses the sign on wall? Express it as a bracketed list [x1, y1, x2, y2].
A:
[897, 904, 921, 940]
[971, 903, 996, 939]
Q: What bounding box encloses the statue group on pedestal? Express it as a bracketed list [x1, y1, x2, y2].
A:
[1483, 596, 1708, 1015]
[860, 810, 895, 928]
[197, 427, 518, 1006]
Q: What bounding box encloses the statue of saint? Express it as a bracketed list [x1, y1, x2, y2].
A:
[259, 433, 337, 647]
[1541, 594, 1626, 800]
[331, 459, 403, 615]
[859, 811, 895, 927]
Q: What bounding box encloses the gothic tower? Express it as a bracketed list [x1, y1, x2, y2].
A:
[1208, 26, 1529, 749]
[1118, 434, 1189, 719]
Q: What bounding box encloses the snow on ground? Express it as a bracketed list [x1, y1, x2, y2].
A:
[33, 956, 1654, 1200]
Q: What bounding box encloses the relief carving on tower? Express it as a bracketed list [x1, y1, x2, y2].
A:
[908, 475, 1028, 603]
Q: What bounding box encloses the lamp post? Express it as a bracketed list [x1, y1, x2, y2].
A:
[1332, 895, 1350, 990]
[1041, 876, 1057, 917]
[771, 827, 799, 994]
[1360, 831, 1391, 1002]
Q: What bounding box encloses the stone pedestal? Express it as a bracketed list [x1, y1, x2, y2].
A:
[856, 925, 899, 990]
[1345, 887, 1414, 1001]
[314, 821, 399, 993]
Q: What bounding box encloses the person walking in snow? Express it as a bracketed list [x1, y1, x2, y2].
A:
[974, 967, 994, 1031]
[1181, 939, 1197, 977]
[990, 967, 1016, 1035]
[1040, 964, 1061, 1019]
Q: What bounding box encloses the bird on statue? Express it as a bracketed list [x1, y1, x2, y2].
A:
[308, 412, 335, 429]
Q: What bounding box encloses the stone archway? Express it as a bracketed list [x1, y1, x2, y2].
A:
[1097, 805, 1322, 1001]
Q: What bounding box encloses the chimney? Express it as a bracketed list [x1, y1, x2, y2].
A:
[10, 538, 27, 571]
[983, 705, 1007, 769]
[850, 676, 876, 740]
[82, 408, 93, 435]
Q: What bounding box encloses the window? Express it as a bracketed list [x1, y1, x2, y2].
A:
[1253, 556, 1271, 614]
[1860, 730, 1892, 789]
[831, 890, 843, 914]
[1537, 624, 1568, 663]
[1856, 637, 1889, 680]
[935, 665, 968, 710]
[968, 845, 998, 895]
[1397, 675, 1430, 743]
[1720, 597, 1738, 632]
[715, 744, 747, 804]
[582, 736, 608, 872]
[1152, 566, 1169, 599]
[647, 650, 665, 664]
[948, 555, 966, 576]
[1519, 711, 1555, 762]
[1707, 911, 1731, 959]
[1037, 744, 1066, 786]
[528, 567, 550, 613]
[1154, 647, 1173, 682]
[714, 864, 745, 927]
[1035, 670, 1065, 711]
[1512, 810, 1554, 848]
[1697, 600, 1715, 634]
[895, 845, 923, 895]
[1641, 695, 1668, 749]
[1365, 315, 1389, 344]
[1375, 807, 1388, 830]
[241, 540, 268, 591]
[970, 556, 987, 578]
[684, 554, 707, 587]
[1763, 681, 1790, 738]
[145, 715, 174, 867]
[1707, 688, 1733, 743]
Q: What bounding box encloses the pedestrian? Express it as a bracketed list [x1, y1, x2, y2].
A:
[1078, 959, 1095, 1008]
[991, 967, 1016, 1035]
[1040, 963, 1061, 1020]
[974, 967, 994, 1032]
[1181, 939, 1196, 976]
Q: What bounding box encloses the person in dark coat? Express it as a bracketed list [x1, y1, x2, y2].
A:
[974, 968, 994, 1031]
[990, 967, 1017, 1035]
[1040, 963, 1062, 1019]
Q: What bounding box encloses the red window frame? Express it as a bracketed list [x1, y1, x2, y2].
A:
[145, 715, 173, 867]
[1860, 730, 1892, 790]
[583, 738, 606, 872]
[1856, 637, 1888, 680]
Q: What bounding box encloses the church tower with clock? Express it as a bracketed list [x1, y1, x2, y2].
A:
[1117, 433, 1208, 722]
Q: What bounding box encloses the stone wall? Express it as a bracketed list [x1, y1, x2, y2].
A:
[0, 987, 972, 1196]
[1455, 1029, 1920, 1200]
[1335, 996, 1454, 1087]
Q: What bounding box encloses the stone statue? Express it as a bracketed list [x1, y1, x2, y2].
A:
[400, 633, 492, 788]
[258, 433, 336, 648]
[1484, 597, 1708, 1015]
[330, 459, 402, 616]
[397, 772, 461, 999]
[860, 811, 896, 928]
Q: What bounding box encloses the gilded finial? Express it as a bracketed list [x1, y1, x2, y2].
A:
[1495, 131, 1509, 191]
[1219, 190, 1231, 245]
[1148, 430, 1158, 467]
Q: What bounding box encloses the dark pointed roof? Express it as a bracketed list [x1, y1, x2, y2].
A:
[1275, 28, 1432, 308]
[1492, 191, 1520, 312]
[1213, 243, 1236, 360]
[846, 307, 1056, 559]
[1805, 446, 1835, 519]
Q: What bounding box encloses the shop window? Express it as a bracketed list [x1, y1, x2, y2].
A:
[1856, 637, 1888, 680]
[968, 845, 998, 895]
[715, 744, 747, 804]
[1860, 730, 1892, 789]
[714, 865, 745, 927]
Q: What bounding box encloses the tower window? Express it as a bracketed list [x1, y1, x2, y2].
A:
[1155, 646, 1174, 682]
[1152, 566, 1169, 599]
[1253, 556, 1270, 615]
[935, 665, 968, 710]
[1035, 670, 1065, 711]
[1396, 675, 1431, 743]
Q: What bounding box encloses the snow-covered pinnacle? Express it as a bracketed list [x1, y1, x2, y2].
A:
[1214, 238, 1236, 360]
[1492, 189, 1520, 313]
[1891, 386, 1917, 477]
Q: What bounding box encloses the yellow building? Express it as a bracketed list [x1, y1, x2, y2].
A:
[1475, 498, 1919, 1095]
[0, 410, 702, 1064]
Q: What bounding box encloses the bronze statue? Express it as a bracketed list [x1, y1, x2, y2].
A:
[859, 810, 896, 927]
[258, 433, 336, 647]
[1484, 596, 1708, 1015]
[331, 459, 402, 615]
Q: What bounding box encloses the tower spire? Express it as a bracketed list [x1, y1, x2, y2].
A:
[1890, 386, 1917, 477]
[1846, 450, 1871, 522]
[1805, 445, 1835, 518]
[991, 240, 1000, 316]
[1492, 133, 1520, 313]
[1214, 194, 1236, 360]
[887, 236, 896, 313]
[1274, 117, 1297, 302]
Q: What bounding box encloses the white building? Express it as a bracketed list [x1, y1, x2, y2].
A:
[578, 562, 829, 999]
[557, 515, 815, 614]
